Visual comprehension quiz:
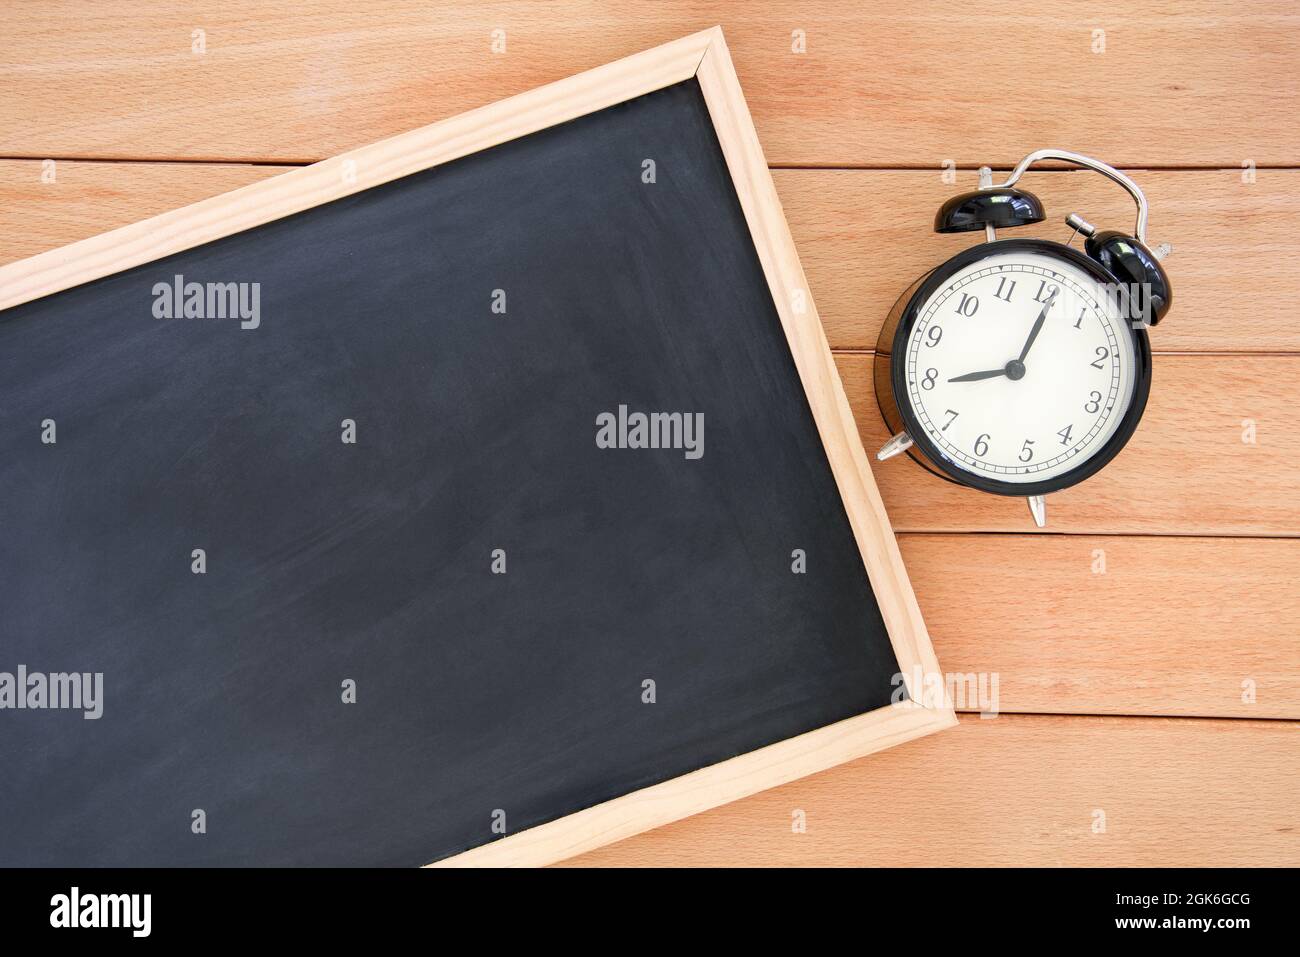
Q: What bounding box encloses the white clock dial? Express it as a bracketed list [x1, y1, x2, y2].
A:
[904, 250, 1136, 484]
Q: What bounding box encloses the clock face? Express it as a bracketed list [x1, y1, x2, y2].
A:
[899, 245, 1146, 491]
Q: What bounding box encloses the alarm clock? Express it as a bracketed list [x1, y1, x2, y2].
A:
[873, 149, 1173, 527]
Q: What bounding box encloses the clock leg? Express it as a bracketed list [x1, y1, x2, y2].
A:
[1027, 495, 1047, 528]
[876, 431, 913, 461]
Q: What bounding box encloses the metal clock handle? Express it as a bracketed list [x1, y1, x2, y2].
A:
[995, 148, 1151, 244]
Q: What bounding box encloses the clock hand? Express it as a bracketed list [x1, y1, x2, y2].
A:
[1017, 291, 1058, 363]
[947, 368, 1008, 383]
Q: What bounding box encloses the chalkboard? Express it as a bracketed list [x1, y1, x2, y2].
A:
[0, 29, 951, 867]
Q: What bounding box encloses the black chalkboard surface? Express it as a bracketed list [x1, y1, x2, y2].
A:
[0, 32, 948, 866]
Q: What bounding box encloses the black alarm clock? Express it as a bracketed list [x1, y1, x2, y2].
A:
[873, 149, 1173, 527]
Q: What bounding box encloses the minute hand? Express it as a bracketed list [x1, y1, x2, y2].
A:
[1017, 292, 1058, 363]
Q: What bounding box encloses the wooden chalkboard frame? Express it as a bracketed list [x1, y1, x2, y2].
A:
[0, 27, 954, 866]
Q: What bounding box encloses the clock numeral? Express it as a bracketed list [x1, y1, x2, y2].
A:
[925, 325, 943, 347]
[1090, 346, 1111, 369]
[1084, 391, 1102, 414]
[994, 277, 1016, 302]
[942, 409, 959, 431]
[955, 293, 979, 317]
[1033, 280, 1060, 304]
[1018, 439, 1035, 463]
[921, 368, 938, 390]
[1057, 424, 1074, 446]
[973, 433, 990, 457]
[1074, 307, 1086, 330]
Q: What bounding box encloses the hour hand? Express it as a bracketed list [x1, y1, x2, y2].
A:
[947, 368, 1007, 383]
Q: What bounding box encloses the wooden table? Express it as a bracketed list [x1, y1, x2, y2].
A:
[3, 1, 1296, 866]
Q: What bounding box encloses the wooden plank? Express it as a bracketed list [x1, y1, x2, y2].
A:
[2, 2, 1296, 167]
[6, 163, 1298, 355]
[0, 161, 276, 267]
[840, 353, 1300, 536]
[560, 712, 1300, 866]
[0, 30, 713, 311]
[901, 534, 1300, 719]
[777, 168, 1300, 353]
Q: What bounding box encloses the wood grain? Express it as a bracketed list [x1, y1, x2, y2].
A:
[4, 162, 1295, 354]
[0, 29, 712, 311]
[2, 1, 1296, 167]
[777, 168, 1300, 352]
[841, 353, 1300, 536]
[0, 160, 275, 266]
[901, 534, 1300, 719]
[560, 713, 1300, 866]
